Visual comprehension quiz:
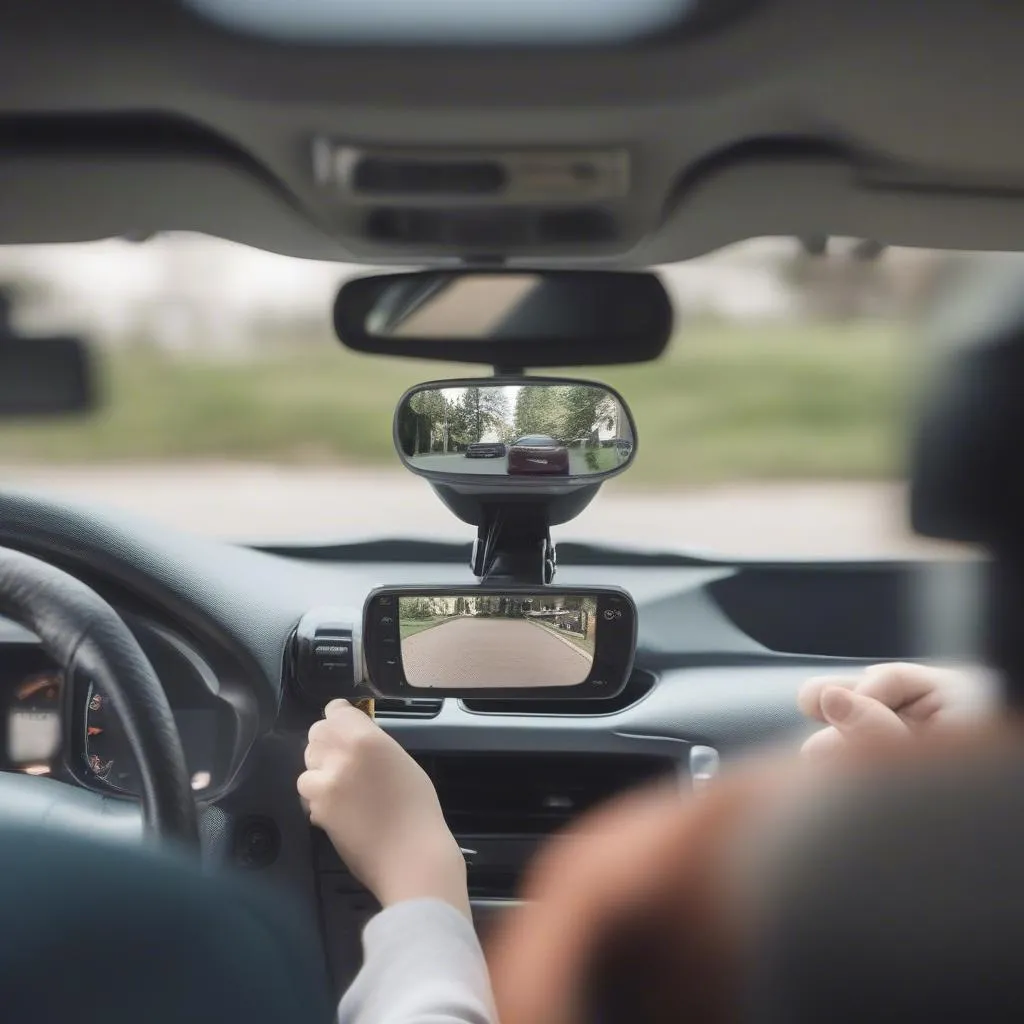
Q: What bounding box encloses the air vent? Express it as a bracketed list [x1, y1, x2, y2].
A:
[374, 697, 443, 719]
[418, 753, 674, 835]
[365, 206, 617, 247]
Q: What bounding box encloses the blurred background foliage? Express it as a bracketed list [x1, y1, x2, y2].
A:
[0, 236, 948, 487]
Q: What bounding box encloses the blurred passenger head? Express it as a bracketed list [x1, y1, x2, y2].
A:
[488, 723, 1024, 1024]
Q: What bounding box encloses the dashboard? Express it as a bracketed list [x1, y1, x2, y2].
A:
[0, 488, 990, 995]
[0, 615, 246, 797]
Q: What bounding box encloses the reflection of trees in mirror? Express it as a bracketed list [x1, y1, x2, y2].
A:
[513, 385, 623, 448]
[457, 386, 510, 445]
[402, 383, 630, 467]
[404, 386, 513, 455]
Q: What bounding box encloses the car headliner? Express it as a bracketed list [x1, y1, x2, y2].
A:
[2, 1, 1024, 266]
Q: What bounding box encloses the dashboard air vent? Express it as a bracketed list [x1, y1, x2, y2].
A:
[373, 696, 443, 719]
[418, 752, 674, 835]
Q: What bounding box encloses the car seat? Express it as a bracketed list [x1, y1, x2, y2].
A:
[0, 819, 334, 1024]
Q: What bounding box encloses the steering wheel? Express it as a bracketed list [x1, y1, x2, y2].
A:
[0, 547, 198, 847]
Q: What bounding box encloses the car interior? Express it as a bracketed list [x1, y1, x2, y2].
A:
[4, 0, 1024, 1017]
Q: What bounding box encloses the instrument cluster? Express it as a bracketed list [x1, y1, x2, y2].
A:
[0, 619, 239, 798]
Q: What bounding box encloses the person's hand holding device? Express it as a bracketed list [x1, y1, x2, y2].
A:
[298, 699, 470, 918]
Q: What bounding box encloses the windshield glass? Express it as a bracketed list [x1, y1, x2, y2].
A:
[0, 234, 979, 557]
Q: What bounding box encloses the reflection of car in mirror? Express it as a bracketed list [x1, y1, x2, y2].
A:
[465, 441, 507, 459]
[507, 435, 570, 475]
[394, 378, 635, 484]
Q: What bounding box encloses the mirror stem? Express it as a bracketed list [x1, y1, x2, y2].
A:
[472, 506, 556, 585]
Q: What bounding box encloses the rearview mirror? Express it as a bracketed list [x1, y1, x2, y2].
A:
[0, 335, 96, 417]
[334, 269, 672, 367]
[394, 378, 636, 484]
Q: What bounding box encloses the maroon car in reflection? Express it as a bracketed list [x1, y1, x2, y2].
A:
[507, 434, 570, 475]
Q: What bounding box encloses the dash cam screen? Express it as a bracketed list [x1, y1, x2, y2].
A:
[398, 594, 598, 689]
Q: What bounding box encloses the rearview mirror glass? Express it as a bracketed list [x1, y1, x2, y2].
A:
[394, 379, 636, 481]
[335, 270, 673, 367]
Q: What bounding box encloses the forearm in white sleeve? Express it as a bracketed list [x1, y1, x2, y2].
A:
[338, 899, 497, 1024]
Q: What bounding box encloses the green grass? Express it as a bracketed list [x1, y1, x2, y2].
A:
[399, 617, 455, 639]
[583, 447, 627, 473]
[0, 320, 911, 485]
[531, 619, 596, 656]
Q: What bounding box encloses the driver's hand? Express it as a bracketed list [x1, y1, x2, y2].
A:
[298, 699, 469, 918]
[798, 662, 954, 761]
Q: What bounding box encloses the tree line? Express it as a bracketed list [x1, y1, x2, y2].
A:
[399, 384, 622, 456]
[401, 594, 595, 621]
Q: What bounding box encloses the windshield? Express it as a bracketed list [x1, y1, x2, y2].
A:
[0, 234, 979, 557]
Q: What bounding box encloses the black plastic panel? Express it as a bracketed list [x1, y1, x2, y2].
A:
[461, 669, 657, 716]
[708, 566, 918, 659]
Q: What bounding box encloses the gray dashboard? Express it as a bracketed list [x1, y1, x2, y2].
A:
[0, 487, 984, 992]
[0, 487, 975, 761]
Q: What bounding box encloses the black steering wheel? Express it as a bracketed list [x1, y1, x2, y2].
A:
[0, 547, 198, 847]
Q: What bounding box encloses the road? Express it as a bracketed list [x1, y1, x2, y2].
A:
[410, 450, 597, 476]
[401, 617, 591, 689]
[0, 463, 972, 557]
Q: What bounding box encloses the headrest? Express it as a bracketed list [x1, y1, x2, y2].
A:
[747, 732, 1024, 1024]
[911, 253, 1024, 545]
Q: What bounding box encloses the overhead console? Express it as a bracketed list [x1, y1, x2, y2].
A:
[312, 142, 637, 256]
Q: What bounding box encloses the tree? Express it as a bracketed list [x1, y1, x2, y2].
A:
[513, 386, 563, 439]
[402, 598, 432, 620]
[411, 388, 467, 452]
[458, 386, 510, 443]
[559, 385, 619, 443]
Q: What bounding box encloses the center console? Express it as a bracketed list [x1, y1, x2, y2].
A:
[315, 750, 677, 994]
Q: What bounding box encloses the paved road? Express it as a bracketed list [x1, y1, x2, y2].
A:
[0, 464, 971, 556]
[401, 617, 591, 689]
[410, 450, 600, 476]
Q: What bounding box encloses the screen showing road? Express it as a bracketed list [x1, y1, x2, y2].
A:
[398, 594, 598, 688]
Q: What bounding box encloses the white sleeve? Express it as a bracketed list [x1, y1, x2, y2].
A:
[338, 899, 497, 1024]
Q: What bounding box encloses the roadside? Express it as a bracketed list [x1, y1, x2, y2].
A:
[529, 619, 594, 658]
[398, 616, 455, 640]
[0, 463, 973, 557]
[0, 321, 907, 486]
